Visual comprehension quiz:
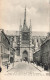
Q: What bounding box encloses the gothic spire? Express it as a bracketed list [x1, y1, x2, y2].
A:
[30, 19, 31, 26]
[29, 19, 32, 28]
[24, 6, 26, 25]
[29, 19, 32, 32]
[19, 19, 22, 31]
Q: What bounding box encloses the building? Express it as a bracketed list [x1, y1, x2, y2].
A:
[4, 7, 47, 62]
[33, 50, 41, 65]
[19, 7, 33, 61]
[32, 36, 46, 52]
[6, 32, 20, 62]
[0, 29, 10, 65]
[41, 33, 50, 69]
[6, 35, 16, 63]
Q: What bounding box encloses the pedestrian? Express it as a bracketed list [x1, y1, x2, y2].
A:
[7, 64, 8, 69]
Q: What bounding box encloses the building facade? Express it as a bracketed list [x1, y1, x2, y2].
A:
[41, 33, 50, 69]
[3, 7, 47, 63]
[0, 29, 10, 64]
[19, 7, 33, 61]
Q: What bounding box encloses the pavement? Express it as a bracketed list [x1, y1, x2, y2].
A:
[5, 61, 49, 75]
[31, 63, 44, 72]
[1, 61, 49, 76]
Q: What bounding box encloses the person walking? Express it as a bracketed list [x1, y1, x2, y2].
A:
[7, 64, 8, 69]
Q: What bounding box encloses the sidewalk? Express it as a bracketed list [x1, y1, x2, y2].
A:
[7, 61, 18, 72]
[33, 63, 44, 72]
[1, 62, 14, 73]
[7, 63, 13, 72]
[31, 63, 48, 72]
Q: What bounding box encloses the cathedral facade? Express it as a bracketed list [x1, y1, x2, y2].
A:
[3, 7, 46, 62]
[19, 7, 33, 61]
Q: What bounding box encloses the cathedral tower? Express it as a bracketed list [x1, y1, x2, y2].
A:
[20, 7, 33, 61]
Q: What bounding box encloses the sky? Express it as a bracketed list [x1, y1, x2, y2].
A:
[0, 0, 49, 32]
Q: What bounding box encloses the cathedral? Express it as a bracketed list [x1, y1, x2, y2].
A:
[19, 7, 33, 61]
[3, 7, 46, 63]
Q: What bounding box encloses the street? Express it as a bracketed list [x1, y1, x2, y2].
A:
[1, 62, 50, 80]
[6, 61, 45, 75]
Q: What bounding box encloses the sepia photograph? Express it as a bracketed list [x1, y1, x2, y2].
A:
[0, 0, 50, 80]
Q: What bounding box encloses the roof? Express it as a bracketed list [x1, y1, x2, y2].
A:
[4, 30, 47, 36]
[4, 30, 19, 36]
[41, 36, 50, 46]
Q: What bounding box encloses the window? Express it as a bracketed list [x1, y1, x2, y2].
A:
[22, 32, 30, 40]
